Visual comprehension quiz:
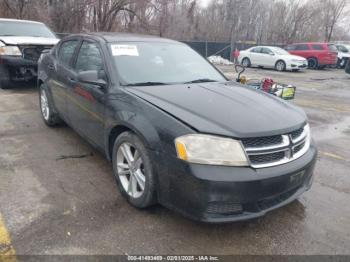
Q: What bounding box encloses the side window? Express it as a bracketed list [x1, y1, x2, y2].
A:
[75, 41, 104, 72]
[312, 44, 324, 50]
[58, 40, 79, 67]
[295, 44, 309, 51]
[250, 47, 261, 53]
[261, 48, 273, 54]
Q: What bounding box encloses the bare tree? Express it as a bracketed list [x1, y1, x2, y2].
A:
[319, 0, 347, 41]
[2, 0, 30, 19]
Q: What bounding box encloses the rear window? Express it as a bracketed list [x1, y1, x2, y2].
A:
[250, 47, 262, 53]
[312, 44, 324, 50]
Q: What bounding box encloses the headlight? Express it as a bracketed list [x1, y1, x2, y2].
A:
[0, 45, 22, 56]
[175, 134, 249, 166]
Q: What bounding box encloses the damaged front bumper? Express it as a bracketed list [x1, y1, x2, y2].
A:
[0, 55, 38, 82]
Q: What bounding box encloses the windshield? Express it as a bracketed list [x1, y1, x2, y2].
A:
[110, 42, 226, 86]
[0, 21, 56, 38]
[271, 47, 290, 55]
[336, 45, 349, 53]
[328, 44, 338, 52]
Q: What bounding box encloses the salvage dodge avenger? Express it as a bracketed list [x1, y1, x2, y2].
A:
[38, 33, 317, 222]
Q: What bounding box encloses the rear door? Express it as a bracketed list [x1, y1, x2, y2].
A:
[249, 47, 262, 65]
[66, 39, 107, 149]
[49, 39, 80, 121]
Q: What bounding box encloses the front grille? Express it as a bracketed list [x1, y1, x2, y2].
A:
[293, 142, 305, 154]
[243, 125, 309, 168]
[19, 45, 52, 62]
[242, 135, 282, 148]
[206, 202, 243, 215]
[249, 151, 285, 165]
[290, 128, 304, 140]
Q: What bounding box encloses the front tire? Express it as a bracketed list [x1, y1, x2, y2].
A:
[112, 131, 157, 208]
[39, 84, 62, 126]
[275, 60, 286, 72]
[307, 57, 318, 69]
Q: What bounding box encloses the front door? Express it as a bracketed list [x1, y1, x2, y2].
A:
[66, 40, 107, 149]
[49, 40, 80, 121]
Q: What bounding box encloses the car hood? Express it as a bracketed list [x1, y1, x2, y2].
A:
[338, 52, 350, 58]
[126, 82, 307, 138]
[281, 54, 307, 61]
[0, 36, 59, 45]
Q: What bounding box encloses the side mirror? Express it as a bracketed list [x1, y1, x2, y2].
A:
[77, 70, 107, 89]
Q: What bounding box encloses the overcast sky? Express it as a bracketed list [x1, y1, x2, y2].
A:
[198, 0, 212, 7]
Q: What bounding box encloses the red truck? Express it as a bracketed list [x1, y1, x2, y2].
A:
[285, 42, 338, 69]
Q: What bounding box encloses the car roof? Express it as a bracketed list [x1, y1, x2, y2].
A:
[68, 32, 181, 44]
[249, 46, 282, 49]
[291, 42, 328, 45]
[0, 18, 43, 24]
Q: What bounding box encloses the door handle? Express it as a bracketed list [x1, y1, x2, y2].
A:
[48, 64, 55, 70]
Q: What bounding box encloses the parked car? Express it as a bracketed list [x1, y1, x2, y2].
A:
[334, 44, 350, 68]
[237, 46, 308, 72]
[0, 18, 59, 89]
[285, 42, 338, 69]
[38, 33, 317, 223]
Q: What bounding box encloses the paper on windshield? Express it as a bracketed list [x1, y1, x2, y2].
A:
[111, 44, 139, 56]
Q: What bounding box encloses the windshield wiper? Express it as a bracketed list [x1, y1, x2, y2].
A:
[184, 78, 218, 84]
[124, 82, 169, 87]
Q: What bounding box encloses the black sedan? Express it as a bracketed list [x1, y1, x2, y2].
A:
[37, 33, 317, 223]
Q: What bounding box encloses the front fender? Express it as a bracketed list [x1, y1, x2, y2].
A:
[104, 90, 195, 161]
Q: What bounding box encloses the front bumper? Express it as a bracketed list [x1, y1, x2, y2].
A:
[288, 62, 307, 70]
[0, 56, 38, 82]
[158, 144, 317, 223]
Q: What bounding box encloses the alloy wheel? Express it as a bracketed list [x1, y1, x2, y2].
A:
[276, 61, 285, 71]
[40, 89, 50, 121]
[116, 142, 146, 199]
[242, 58, 250, 67]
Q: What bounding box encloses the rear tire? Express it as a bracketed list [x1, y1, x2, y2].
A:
[241, 57, 251, 68]
[39, 84, 62, 126]
[307, 57, 318, 69]
[112, 131, 157, 209]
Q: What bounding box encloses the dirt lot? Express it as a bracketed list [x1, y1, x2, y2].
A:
[0, 67, 349, 256]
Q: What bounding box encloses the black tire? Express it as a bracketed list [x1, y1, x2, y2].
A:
[307, 57, 318, 69]
[39, 84, 62, 126]
[112, 131, 157, 208]
[336, 58, 342, 69]
[0, 65, 12, 89]
[241, 57, 251, 68]
[345, 60, 350, 74]
[275, 60, 286, 72]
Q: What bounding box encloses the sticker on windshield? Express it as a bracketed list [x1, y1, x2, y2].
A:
[111, 45, 139, 56]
